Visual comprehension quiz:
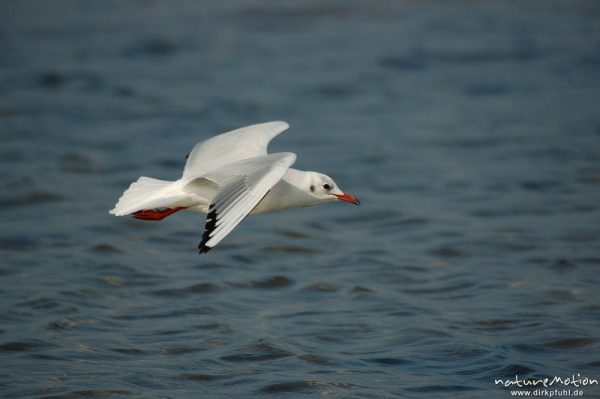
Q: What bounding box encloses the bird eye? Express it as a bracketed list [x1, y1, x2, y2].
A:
[323, 184, 331, 190]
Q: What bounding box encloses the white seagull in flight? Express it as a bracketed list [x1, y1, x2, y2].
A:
[109, 121, 360, 253]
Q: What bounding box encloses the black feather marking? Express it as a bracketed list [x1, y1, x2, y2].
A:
[198, 208, 218, 253]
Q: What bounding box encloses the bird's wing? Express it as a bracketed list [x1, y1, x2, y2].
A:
[195, 152, 296, 253]
[182, 121, 289, 181]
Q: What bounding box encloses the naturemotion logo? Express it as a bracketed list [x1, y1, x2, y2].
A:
[495, 374, 598, 389]
[495, 374, 598, 397]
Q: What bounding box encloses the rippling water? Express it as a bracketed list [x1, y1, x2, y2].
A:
[1, 1, 600, 398]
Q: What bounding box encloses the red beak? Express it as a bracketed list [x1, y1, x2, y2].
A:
[334, 192, 361, 206]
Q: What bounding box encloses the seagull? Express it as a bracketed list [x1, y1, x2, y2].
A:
[109, 121, 360, 253]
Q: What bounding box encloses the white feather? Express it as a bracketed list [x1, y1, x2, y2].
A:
[109, 122, 289, 217]
[109, 177, 189, 216]
[182, 121, 289, 180]
[197, 152, 296, 251]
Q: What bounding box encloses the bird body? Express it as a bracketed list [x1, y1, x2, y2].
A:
[109, 121, 359, 253]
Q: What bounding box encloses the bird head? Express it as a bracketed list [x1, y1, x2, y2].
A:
[307, 172, 360, 205]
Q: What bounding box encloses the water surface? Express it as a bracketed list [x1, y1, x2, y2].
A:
[1, 1, 599, 398]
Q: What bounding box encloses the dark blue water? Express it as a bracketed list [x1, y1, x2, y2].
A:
[1, 1, 600, 398]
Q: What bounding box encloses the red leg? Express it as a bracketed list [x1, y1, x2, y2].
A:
[132, 207, 186, 221]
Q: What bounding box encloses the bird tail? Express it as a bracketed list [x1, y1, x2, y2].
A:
[109, 176, 187, 217]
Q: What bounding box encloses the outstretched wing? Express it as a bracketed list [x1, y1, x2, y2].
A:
[182, 121, 289, 181]
[196, 152, 296, 253]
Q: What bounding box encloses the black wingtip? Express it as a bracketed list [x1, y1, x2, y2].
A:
[198, 244, 212, 254]
[198, 207, 218, 254]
